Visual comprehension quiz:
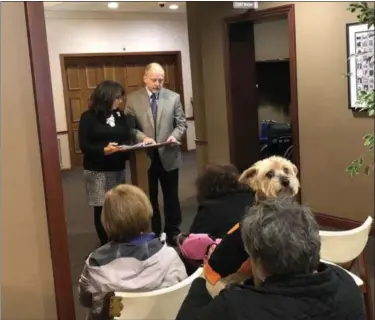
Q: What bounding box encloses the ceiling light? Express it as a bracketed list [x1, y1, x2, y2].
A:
[108, 2, 119, 9]
[168, 4, 179, 10]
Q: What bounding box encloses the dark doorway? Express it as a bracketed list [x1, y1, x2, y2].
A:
[223, 5, 301, 197]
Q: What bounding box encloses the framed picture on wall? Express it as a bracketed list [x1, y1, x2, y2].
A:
[346, 22, 374, 110]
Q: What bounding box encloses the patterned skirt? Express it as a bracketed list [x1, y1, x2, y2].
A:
[83, 170, 126, 207]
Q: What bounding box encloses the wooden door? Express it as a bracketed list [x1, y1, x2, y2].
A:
[225, 21, 260, 172]
[62, 53, 184, 168]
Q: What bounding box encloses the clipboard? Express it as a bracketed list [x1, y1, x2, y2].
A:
[118, 141, 180, 152]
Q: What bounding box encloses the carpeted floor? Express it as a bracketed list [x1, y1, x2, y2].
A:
[62, 151, 199, 319]
[62, 150, 374, 319]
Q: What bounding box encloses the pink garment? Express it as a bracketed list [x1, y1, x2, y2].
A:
[177, 233, 222, 263]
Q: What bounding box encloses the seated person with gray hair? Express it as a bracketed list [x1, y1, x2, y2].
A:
[175, 197, 366, 320]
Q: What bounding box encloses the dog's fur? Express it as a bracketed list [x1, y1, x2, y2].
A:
[204, 156, 300, 297]
[239, 156, 300, 200]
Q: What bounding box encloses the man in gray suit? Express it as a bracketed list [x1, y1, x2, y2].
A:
[126, 63, 187, 245]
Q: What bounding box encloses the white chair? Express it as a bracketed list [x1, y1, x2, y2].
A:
[109, 267, 202, 320]
[319, 216, 373, 320]
[321, 259, 364, 286]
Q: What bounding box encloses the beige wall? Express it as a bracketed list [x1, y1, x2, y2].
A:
[187, 1, 374, 222]
[254, 17, 289, 61]
[187, 2, 234, 167]
[1, 3, 57, 320]
[186, 2, 209, 170]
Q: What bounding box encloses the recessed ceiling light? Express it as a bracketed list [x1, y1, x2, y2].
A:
[168, 4, 179, 10]
[108, 2, 119, 9]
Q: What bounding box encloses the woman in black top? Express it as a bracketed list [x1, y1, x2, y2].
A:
[79, 80, 135, 246]
[189, 164, 254, 238]
[180, 164, 254, 275]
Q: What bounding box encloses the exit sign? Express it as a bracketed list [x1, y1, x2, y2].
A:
[233, 2, 258, 9]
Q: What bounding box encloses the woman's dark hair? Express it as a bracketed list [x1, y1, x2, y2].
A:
[89, 80, 125, 122]
[195, 164, 250, 203]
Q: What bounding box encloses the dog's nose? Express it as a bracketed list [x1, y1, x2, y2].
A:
[280, 176, 290, 187]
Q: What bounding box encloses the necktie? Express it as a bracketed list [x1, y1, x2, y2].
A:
[150, 93, 158, 124]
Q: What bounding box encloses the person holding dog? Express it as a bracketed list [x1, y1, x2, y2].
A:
[204, 156, 301, 293]
[189, 163, 255, 238]
[126, 63, 187, 246]
[176, 198, 366, 320]
[177, 163, 254, 276]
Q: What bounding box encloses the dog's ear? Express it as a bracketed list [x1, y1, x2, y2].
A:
[239, 167, 258, 183]
[291, 164, 298, 176]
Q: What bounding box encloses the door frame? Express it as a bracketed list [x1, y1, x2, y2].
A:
[223, 4, 302, 201]
[60, 50, 188, 168]
[25, 3, 76, 319]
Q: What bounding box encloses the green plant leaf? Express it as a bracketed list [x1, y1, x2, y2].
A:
[346, 2, 374, 177]
[363, 134, 374, 145]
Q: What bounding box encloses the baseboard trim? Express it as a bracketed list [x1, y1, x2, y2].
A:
[314, 212, 374, 236]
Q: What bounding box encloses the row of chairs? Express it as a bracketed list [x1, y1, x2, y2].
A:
[106, 217, 374, 320]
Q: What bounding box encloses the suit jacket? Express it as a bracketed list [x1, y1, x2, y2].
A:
[126, 87, 187, 171]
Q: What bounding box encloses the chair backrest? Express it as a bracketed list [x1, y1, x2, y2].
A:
[320, 259, 364, 287]
[112, 267, 203, 320]
[319, 216, 373, 264]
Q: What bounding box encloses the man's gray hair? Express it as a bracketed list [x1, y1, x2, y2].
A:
[241, 197, 321, 275]
[144, 62, 164, 75]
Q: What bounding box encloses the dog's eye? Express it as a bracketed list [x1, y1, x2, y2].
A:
[283, 167, 289, 174]
[266, 170, 275, 179]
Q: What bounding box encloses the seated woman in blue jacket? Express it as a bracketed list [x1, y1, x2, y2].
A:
[176, 197, 366, 320]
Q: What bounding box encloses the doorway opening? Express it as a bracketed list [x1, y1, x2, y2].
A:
[223, 5, 301, 198]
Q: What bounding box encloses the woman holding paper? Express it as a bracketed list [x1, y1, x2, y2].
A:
[79, 80, 136, 246]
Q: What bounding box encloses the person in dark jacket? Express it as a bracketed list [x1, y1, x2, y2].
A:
[179, 164, 254, 275]
[204, 156, 301, 288]
[189, 164, 255, 238]
[176, 197, 366, 320]
[79, 80, 136, 246]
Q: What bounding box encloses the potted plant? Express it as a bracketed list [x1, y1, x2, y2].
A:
[346, 2, 375, 176]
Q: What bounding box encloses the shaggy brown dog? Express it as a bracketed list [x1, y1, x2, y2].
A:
[204, 156, 300, 297]
[239, 156, 300, 200]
